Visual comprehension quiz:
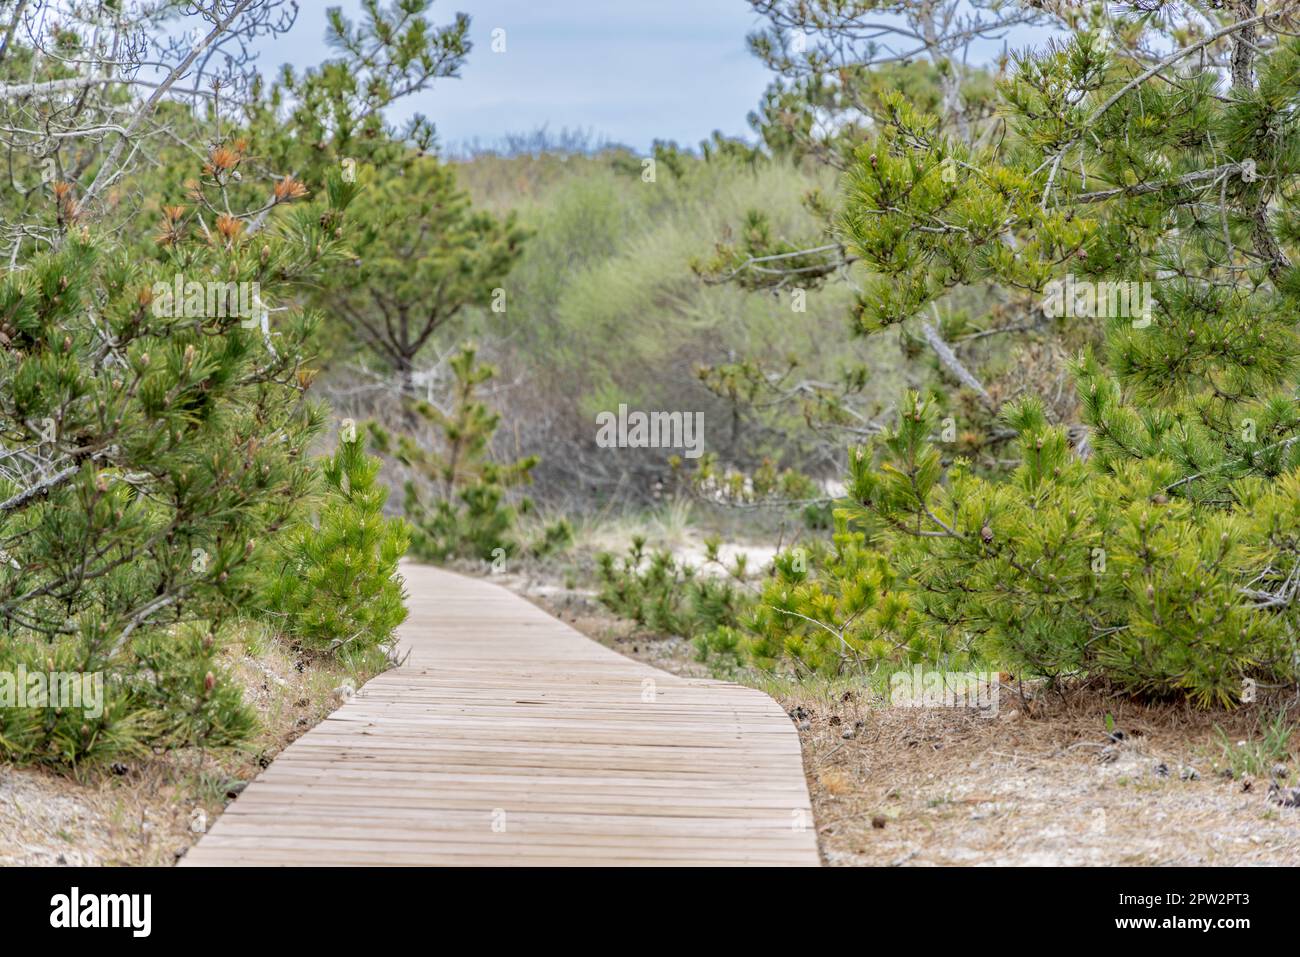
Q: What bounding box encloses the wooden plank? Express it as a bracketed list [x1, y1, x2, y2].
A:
[181, 563, 819, 867]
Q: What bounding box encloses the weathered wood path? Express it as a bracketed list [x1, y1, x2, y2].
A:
[182, 564, 819, 866]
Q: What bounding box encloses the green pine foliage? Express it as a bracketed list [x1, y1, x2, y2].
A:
[132, 626, 258, 750]
[529, 515, 576, 559]
[243, 2, 472, 186]
[369, 343, 558, 562]
[0, 640, 155, 767]
[314, 156, 527, 381]
[767, 16, 1300, 706]
[0, 0, 488, 768]
[676, 10, 1300, 709]
[710, 520, 942, 675]
[262, 432, 411, 661]
[687, 56, 1027, 500]
[596, 537, 752, 640]
[0, 146, 355, 764]
[840, 392, 1294, 706]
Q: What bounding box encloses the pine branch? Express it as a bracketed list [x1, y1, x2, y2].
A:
[0, 464, 78, 513]
[920, 318, 994, 410]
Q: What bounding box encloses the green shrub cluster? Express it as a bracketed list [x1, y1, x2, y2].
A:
[836, 392, 1299, 706]
[682, 14, 1300, 709]
[596, 537, 753, 642]
[262, 433, 411, 662]
[0, 162, 349, 765]
[0, 0, 467, 765]
[698, 521, 942, 676]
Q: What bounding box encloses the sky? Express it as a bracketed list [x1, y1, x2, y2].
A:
[252, 0, 777, 153]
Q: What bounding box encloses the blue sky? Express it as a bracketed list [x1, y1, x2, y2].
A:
[255, 1, 776, 152]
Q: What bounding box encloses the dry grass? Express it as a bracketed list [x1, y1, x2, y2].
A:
[0, 630, 383, 866]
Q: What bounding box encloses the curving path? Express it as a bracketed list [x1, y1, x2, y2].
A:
[181, 564, 819, 866]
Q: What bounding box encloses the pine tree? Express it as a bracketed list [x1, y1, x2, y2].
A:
[822, 6, 1300, 706]
[368, 343, 542, 562]
[690, 1, 1056, 486]
[262, 429, 410, 661]
[680, 5, 1300, 707]
[0, 146, 356, 762]
[0, 0, 475, 765]
[244, 2, 471, 184]
[315, 157, 527, 389]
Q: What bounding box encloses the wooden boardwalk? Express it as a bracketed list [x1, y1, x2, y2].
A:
[182, 564, 820, 866]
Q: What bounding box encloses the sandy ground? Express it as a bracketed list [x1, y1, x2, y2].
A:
[0, 754, 221, 866]
[510, 573, 1300, 866]
[0, 640, 373, 866]
[790, 691, 1300, 866]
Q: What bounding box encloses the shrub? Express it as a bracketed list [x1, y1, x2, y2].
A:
[0, 152, 353, 764]
[0, 641, 154, 767]
[838, 392, 1296, 705]
[704, 16, 1300, 707]
[262, 432, 410, 660]
[530, 517, 575, 558]
[728, 522, 944, 676]
[596, 537, 752, 640]
[0, 0, 476, 766]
